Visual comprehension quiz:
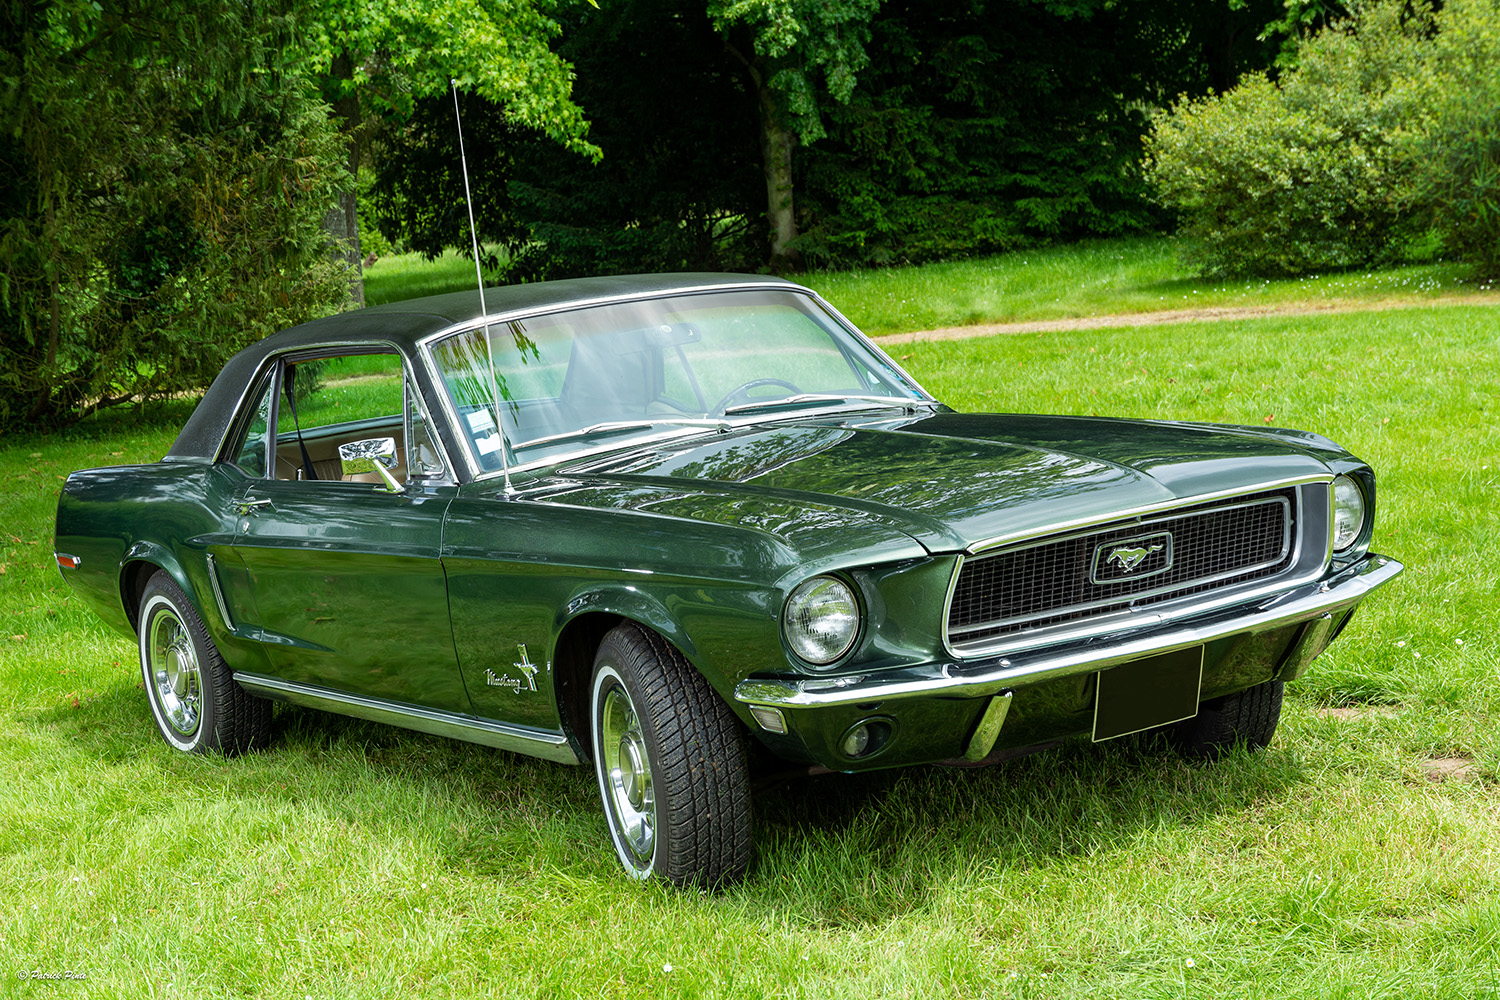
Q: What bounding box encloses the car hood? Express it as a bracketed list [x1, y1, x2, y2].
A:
[544, 411, 1342, 557]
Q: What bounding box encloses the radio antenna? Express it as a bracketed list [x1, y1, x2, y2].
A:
[451, 79, 511, 493]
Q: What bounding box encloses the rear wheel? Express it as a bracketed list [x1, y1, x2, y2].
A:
[589, 623, 752, 887]
[138, 570, 269, 755]
[1167, 679, 1283, 759]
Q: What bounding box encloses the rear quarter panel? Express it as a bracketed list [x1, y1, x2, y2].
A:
[55, 460, 242, 650]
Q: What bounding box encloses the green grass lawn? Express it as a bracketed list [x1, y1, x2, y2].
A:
[363, 248, 507, 306]
[3, 246, 1499, 997]
[802, 237, 1499, 337]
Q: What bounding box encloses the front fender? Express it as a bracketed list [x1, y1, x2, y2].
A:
[555, 583, 698, 663]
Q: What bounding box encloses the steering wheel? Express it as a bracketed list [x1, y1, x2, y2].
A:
[711, 378, 802, 415]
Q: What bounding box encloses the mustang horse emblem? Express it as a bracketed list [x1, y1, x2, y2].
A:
[1106, 543, 1164, 573]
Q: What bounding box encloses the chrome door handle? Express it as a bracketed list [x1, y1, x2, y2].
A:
[235, 498, 274, 515]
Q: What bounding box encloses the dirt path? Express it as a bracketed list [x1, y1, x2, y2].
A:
[876, 292, 1500, 343]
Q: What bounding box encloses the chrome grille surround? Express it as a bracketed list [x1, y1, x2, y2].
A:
[943, 481, 1333, 658]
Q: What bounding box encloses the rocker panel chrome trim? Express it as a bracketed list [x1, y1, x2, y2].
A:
[233, 673, 579, 764]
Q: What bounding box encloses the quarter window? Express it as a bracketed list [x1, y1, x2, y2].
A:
[226, 376, 274, 477]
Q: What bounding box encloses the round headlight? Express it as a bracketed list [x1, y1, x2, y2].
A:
[783, 576, 860, 666]
[1332, 474, 1366, 552]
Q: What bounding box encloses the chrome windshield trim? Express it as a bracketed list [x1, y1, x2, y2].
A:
[803, 289, 935, 400]
[233, 674, 579, 763]
[735, 555, 1402, 709]
[413, 280, 824, 352]
[416, 285, 941, 485]
[720, 392, 925, 416]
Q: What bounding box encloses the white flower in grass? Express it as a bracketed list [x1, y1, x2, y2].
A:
[663, 963, 673, 974]
[1185, 958, 1196, 969]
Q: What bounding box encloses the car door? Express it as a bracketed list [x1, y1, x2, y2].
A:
[226, 349, 468, 712]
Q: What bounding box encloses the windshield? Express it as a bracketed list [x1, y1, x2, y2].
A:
[427, 288, 930, 472]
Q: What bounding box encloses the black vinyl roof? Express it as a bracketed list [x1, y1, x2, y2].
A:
[165, 273, 797, 461]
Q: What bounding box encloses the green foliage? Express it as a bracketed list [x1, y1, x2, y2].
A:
[1257, 0, 1351, 69]
[371, 0, 765, 281]
[1147, 2, 1435, 278]
[792, 0, 1250, 268]
[707, 0, 881, 144]
[0, 0, 351, 430]
[297, 0, 596, 157]
[1409, 0, 1500, 281]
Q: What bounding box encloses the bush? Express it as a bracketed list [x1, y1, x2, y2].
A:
[792, 0, 1189, 269]
[1147, 2, 1431, 277]
[1412, 0, 1500, 281]
[0, 2, 350, 430]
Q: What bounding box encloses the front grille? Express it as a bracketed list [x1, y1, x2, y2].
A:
[947, 488, 1297, 650]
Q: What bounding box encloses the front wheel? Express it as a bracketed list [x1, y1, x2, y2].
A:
[1167, 679, 1283, 759]
[138, 570, 269, 755]
[589, 623, 752, 887]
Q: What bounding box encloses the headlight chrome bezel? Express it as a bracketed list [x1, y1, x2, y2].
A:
[1331, 473, 1368, 553]
[782, 575, 861, 667]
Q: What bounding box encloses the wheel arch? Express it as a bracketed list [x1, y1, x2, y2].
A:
[550, 587, 708, 759]
[551, 611, 623, 759]
[118, 543, 198, 633]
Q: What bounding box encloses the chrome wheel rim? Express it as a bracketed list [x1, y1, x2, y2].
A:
[147, 607, 202, 737]
[599, 684, 654, 869]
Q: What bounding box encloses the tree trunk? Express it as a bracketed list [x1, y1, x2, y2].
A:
[324, 52, 365, 307]
[758, 82, 801, 272]
[726, 40, 802, 272]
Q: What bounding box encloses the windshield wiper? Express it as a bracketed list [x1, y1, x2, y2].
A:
[515, 421, 657, 450]
[514, 417, 728, 451]
[720, 393, 927, 417]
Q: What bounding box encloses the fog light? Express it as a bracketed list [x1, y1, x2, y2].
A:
[838, 718, 893, 759]
[842, 725, 871, 758]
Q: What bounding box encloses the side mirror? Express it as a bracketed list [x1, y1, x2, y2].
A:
[338, 437, 405, 494]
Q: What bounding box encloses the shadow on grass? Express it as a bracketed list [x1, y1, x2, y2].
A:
[740, 736, 1305, 925]
[35, 681, 1306, 927]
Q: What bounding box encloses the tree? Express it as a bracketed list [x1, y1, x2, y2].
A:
[298, 0, 599, 303]
[0, 0, 350, 429]
[707, 0, 882, 270]
[371, 0, 765, 281]
[787, 0, 1292, 268]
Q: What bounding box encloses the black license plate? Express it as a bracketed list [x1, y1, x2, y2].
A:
[1092, 646, 1204, 742]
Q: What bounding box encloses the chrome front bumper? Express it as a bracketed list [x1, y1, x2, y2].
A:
[735, 554, 1402, 710]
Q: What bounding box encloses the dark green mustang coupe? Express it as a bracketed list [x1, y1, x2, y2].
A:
[54, 274, 1400, 886]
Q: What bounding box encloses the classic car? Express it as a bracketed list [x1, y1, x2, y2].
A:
[54, 273, 1401, 886]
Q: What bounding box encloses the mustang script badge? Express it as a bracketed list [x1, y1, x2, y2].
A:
[1092, 531, 1174, 584]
